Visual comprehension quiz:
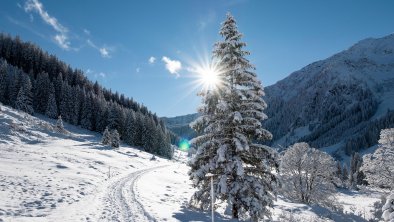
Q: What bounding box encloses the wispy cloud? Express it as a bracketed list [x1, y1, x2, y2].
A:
[87, 39, 112, 58]
[24, 0, 71, 50]
[136, 67, 140, 73]
[162, 56, 182, 77]
[6, 16, 45, 39]
[197, 10, 216, 31]
[149, 56, 156, 64]
[83, 28, 90, 35]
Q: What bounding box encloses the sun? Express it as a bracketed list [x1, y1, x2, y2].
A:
[198, 66, 220, 90]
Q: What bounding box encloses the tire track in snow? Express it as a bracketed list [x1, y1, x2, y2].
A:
[104, 165, 168, 222]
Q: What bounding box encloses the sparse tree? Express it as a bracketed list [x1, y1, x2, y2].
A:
[280, 142, 337, 206]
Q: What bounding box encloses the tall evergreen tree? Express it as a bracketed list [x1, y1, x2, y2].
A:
[0, 60, 7, 103]
[33, 72, 50, 113]
[111, 129, 120, 148]
[102, 127, 112, 145]
[80, 92, 93, 130]
[124, 110, 136, 146]
[45, 83, 58, 118]
[189, 13, 278, 221]
[15, 74, 34, 115]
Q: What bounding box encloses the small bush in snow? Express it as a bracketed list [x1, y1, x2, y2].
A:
[280, 142, 337, 206]
[56, 115, 64, 132]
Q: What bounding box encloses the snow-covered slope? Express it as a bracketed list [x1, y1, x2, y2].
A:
[264, 33, 394, 155]
[0, 104, 385, 221]
[0, 104, 186, 221]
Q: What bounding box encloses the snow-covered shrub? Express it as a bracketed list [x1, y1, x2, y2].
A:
[362, 128, 394, 189]
[383, 192, 394, 222]
[280, 142, 337, 206]
[56, 115, 64, 132]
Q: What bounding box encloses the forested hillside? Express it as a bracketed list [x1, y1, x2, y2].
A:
[0, 33, 172, 158]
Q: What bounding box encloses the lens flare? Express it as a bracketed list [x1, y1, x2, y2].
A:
[179, 139, 190, 151]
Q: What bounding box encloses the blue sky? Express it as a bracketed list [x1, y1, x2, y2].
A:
[1, 0, 394, 117]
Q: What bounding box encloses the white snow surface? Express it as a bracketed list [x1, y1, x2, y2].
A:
[0, 104, 386, 221]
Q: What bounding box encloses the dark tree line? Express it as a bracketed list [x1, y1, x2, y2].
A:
[0, 33, 172, 158]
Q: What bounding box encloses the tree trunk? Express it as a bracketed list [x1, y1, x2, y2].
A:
[232, 203, 239, 219]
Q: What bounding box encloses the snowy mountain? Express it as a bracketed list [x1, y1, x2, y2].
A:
[264, 33, 394, 156]
[168, 34, 394, 157]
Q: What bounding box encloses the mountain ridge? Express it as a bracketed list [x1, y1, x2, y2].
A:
[165, 33, 394, 156]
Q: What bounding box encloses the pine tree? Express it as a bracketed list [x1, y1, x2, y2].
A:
[56, 115, 64, 131]
[124, 110, 136, 146]
[0, 60, 7, 103]
[111, 129, 120, 148]
[45, 83, 58, 118]
[80, 92, 93, 130]
[15, 74, 34, 115]
[342, 164, 349, 184]
[102, 127, 112, 145]
[33, 72, 50, 113]
[350, 152, 363, 188]
[189, 13, 278, 221]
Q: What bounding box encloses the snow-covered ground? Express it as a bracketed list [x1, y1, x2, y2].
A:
[0, 105, 385, 221]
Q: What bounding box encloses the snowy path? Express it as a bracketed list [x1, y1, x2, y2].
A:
[103, 165, 169, 222]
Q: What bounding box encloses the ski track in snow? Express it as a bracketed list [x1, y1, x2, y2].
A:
[103, 165, 168, 222]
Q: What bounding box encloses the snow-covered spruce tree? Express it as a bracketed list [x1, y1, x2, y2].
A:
[45, 83, 58, 119]
[189, 13, 278, 221]
[280, 142, 337, 206]
[56, 115, 64, 132]
[111, 129, 120, 148]
[383, 192, 394, 222]
[15, 74, 34, 115]
[362, 128, 394, 190]
[102, 127, 112, 146]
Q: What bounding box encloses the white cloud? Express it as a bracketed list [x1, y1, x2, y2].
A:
[99, 47, 110, 58]
[99, 72, 106, 78]
[162, 56, 182, 77]
[24, 0, 71, 50]
[54, 34, 70, 50]
[136, 68, 140, 73]
[149, 56, 156, 64]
